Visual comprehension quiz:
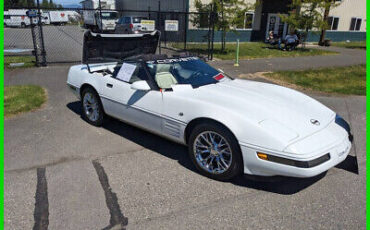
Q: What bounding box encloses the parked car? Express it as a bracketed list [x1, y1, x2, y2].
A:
[67, 30, 353, 181]
[115, 16, 149, 34]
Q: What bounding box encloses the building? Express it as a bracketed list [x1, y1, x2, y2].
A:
[116, 0, 366, 42]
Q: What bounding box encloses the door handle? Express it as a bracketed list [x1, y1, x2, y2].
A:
[106, 83, 113, 88]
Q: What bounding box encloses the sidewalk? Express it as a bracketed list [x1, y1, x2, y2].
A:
[209, 46, 366, 77]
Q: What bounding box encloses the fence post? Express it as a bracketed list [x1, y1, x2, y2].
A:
[157, 1, 161, 54]
[36, 0, 47, 66]
[184, 13, 188, 50]
[210, 7, 216, 60]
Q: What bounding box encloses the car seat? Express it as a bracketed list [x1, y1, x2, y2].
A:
[155, 64, 178, 89]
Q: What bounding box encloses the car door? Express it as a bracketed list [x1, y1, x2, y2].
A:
[100, 61, 163, 133]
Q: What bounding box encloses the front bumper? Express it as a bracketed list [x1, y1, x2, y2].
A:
[240, 136, 351, 178]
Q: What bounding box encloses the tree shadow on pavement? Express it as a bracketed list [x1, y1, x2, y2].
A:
[68, 101, 327, 195]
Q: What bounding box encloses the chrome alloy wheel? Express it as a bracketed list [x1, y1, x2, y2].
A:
[83, 92, 100, 122]
[193, 131, 232, 174]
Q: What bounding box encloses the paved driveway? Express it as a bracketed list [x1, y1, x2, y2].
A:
[4, 66, 366, 229]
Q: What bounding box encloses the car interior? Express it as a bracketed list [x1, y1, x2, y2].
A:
[154, 64, 178, 89]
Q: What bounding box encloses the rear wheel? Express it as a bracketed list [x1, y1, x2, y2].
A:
[188, 122, 243, 181]
[81, 87, 104, 126]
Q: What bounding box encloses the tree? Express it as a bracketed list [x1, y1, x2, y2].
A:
[41, 0, 49, 8]
[318, 0, 340, 45]
[4, 0, 33, 9]
[279, 0, 340, 46]
[192, 0, 255, 51]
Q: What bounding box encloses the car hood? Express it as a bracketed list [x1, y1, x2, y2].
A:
[177, 79, 335, 148]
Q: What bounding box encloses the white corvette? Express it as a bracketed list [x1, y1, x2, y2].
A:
[67, 31, 353, 180]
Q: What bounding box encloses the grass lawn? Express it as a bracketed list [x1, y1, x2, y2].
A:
[4, 56, 35, 69]
[5, 85, 47, 118]
[331, 41, 366, 50]
[264, 65, 366, 95]
[172, 42, 337, 60]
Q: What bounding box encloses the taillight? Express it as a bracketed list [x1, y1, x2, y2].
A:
[129, 23, 133, 29]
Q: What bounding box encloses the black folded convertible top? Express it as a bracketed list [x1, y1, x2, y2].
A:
[82, 30, 160, 64]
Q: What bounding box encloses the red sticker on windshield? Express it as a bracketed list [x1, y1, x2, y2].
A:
[214, 73, 225, 81]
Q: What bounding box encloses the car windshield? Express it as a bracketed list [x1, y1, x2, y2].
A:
[146, 57, 230, 88]
[101, 12, 117, 19]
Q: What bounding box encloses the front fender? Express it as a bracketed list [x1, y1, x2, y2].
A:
[163, 92, 289, 151]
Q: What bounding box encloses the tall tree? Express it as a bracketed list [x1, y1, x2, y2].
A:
[280, 0, 340, 45]
[192, 0, 255, 51]
[41, 0, 49, 8]
[318, 0, 340, 45]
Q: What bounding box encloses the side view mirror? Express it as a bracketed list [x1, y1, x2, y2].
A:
[131, 80, 151, 91]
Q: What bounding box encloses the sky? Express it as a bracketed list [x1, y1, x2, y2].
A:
[53, 0, 81, 7]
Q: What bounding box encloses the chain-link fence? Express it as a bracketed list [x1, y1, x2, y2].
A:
[4, 4, 215, 66]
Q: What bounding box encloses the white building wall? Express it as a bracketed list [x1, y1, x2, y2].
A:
[329, 0, 366, 31]
[189, 0, 366, 32]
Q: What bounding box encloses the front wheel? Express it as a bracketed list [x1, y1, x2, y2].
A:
[81, 87, 104, 126]
[188, 122, 243, 181]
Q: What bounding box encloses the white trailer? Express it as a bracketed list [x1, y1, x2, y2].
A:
[48, 11, 69, 25]
[81, 0, 118, 32]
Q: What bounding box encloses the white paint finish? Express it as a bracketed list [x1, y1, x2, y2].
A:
[67, 62, 350, 178]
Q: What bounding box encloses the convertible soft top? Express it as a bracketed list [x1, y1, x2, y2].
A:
[82, 30, 160, 64]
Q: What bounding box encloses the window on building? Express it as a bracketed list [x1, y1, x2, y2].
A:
[244, 13, 254, 29]
[327, 16, 339, 30]
[349, 17, 362, 31]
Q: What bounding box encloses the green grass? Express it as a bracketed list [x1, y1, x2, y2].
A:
[4, 56, 35, 69]
[172, 42, 337, 60]
[331, 41, 366, 50]
[264, 65, 366, 95]
[5, 85, 47, 118]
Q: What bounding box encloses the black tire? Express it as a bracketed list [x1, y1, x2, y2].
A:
[81, 87, 105, 126]
[21, 23, 26, 28]
[188, 122, 243, 181]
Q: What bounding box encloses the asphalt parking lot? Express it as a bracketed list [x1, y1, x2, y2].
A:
[4, 26, 84, 62]
[4, 66, 366, 229]
[4, 26, 179, 63]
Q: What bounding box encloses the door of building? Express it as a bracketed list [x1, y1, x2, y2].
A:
[265, 14, 288, 41]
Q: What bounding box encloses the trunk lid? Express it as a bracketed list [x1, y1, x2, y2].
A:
[82, 30, 160, 64]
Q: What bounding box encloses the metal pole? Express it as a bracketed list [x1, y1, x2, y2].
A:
[234, 39, 239, 67]
[36, 0, 47, 66]
[28, 0, 39, 66]
[210, 5, 215, 60]
[158, 1, 161, 54]
[98, 0, 102, 33]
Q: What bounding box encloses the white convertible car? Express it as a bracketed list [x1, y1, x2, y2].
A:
[67, 31, 353, 180]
